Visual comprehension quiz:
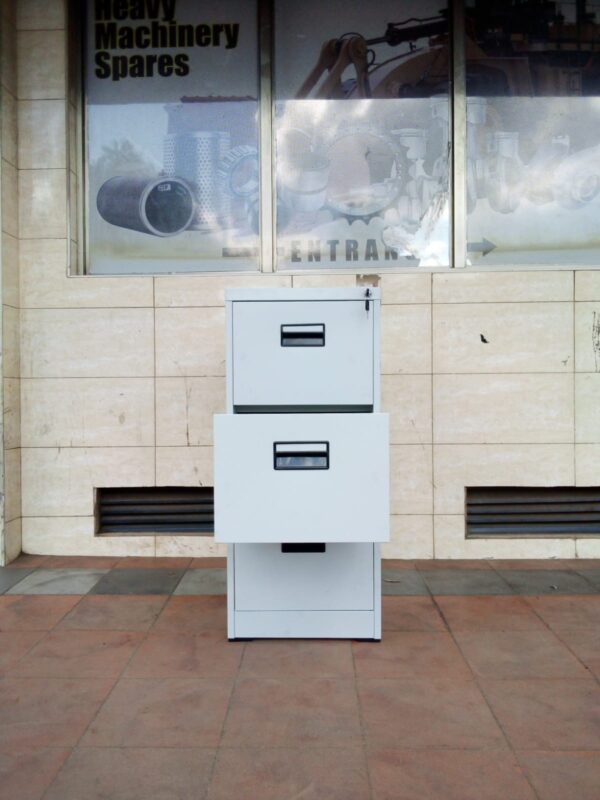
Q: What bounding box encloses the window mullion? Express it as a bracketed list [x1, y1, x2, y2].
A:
[451, 0, 467, 269]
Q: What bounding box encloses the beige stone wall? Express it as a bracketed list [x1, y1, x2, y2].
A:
[7, 0, 600, 560]
[1, 0, 22, 564]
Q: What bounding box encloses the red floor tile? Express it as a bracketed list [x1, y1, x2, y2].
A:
[240, 640, 354, 679]
[0, 747, 71, 800]
[555, 628, 600, 678]
[5, 554, 48, 569]
[0, 631, 45, 674]
[221, 678, 362, 747]
[525, 596, 600, 630]
[13, 630, 144, 678]
[436, 596, 547, 632]
[125, 630, 242, 678]
[382, 596, 446, 631]
[353, 632, 471, 680]
[43, 747, 215, 800]
[42, 556, 119, 569]
[0, 677, 114, 749]
[57, 595, 167, 631]
[560, 559, 600, 569]
[518, 751, 600, 800]
[153, 596, 227, 631]
[208, 747, 371, 800]
[0, 595, 80, 631]
[488, 559, 569, 570]
[113, 557, 192, 569]
[368, 748, 536, 800]
[190, 557, 227, 568]
[381, 560, 417, 570]
[481, 678, 600, 750]
[414, 560, 492, 570]
[454, 630, 590, 680]
[357, 679, 504, 749]
[81, 677, 232, 748]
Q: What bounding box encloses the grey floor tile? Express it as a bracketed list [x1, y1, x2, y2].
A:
[173, 569, 227, 595]
[421, 569, 513, 596]
[6, 569, 109, 595]
[498, 569, 598, 595]
[0, 567, 35, 594]
[382, 570, 429, 596]
[572, 569, 600, 590]
[90, 568, 185, 595]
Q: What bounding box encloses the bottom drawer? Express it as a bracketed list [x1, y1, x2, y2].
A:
[234, 543, 374, 611]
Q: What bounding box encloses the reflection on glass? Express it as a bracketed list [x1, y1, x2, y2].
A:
[466, 0, 600, 266]
[85, 0, 259, 274]
[274, 1, 451, 269]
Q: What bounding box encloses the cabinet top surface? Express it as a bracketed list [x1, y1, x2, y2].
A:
[225, 288, 381, 302]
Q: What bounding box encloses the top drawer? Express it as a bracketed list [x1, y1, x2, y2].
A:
[232, 299, 375, 410]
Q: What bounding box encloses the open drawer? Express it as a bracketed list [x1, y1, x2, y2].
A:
[214, 412, 389, 543]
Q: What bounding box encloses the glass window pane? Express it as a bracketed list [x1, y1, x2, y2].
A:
[466, 0, 600, 267]
[274, 0, 451, 270]
[84, 0, 259, 274]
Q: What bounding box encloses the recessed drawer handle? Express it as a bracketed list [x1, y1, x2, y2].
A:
[274, 441, 329, 470]
[280, 324, 325, 347]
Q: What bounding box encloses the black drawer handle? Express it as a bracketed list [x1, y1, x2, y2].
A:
[280, 324, 325, 347]
[274, 441, 329, 470]
[281, 543, 326, 553]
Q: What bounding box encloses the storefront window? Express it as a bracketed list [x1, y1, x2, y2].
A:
[465, 0, 600, 266]
[274, 0, 451, 269]
[84, 0, 260, 274]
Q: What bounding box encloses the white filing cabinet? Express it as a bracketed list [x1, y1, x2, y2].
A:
[214, 288, 389, 640]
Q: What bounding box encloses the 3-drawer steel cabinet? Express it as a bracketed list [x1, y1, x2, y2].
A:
[215, 288, 389, 640]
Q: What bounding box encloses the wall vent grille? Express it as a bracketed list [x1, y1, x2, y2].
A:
[466, 487, 600, 537]
[97, 487, 214, 534]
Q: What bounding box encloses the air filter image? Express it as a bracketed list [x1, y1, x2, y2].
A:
[96, 176, 195, 237]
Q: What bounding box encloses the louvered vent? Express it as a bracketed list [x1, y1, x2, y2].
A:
[467, 487, 600, 537]
[97, 487, 214, 534]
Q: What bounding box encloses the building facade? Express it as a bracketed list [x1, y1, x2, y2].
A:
[1, 0, 600, 563]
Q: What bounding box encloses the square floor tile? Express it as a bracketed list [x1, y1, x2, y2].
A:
[382, 570, 428, 596]
[481, 679, 600, 750]
[0, 595, 80, 630]
[368, 749, 536, 800]
[357, 678, 504, 749]
[0, 747, 71, 800]
[518, 751, 600, 800]
[57, 595, 167, 631]
[574, 569, 600, 590]
[90, 569, 185, 595]
[436, 596, 547, 632]
[125, 630, 242, 678]
[353, 632, 471, 680]
[6, 569, 109, 595]
[0, 567, 34, 593]
[0, 677, 114, 748]
[81, 677, 232, 748]
[382, 596, 446, 631]
[174, 569, 227, 595]
[222, 678, 362, 747]
[454, 630, 590, 680]
[14, 630, 144, 678]
[498, 570, 596, 595]
[154, 596, 227, 632]
[421, 569, 513, 596]
[0, 631, 45, 673]
[208, 747, 371, 800]
[551, 628, 600, 679]
[240, 640, 354, 679]
[526, 596, 600, 630]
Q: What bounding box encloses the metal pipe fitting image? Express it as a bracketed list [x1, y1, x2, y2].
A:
[96, 176, 196, 237]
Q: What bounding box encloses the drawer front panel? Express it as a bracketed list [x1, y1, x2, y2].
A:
[214, 413, 389, 543]
[232, 300, 374, 409]
[234, 543, 374, 611]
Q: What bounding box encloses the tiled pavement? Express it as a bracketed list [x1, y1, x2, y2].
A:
[0, 556, 599, 798]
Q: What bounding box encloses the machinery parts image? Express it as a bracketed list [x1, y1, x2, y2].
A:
[96, 175, 196, 237]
